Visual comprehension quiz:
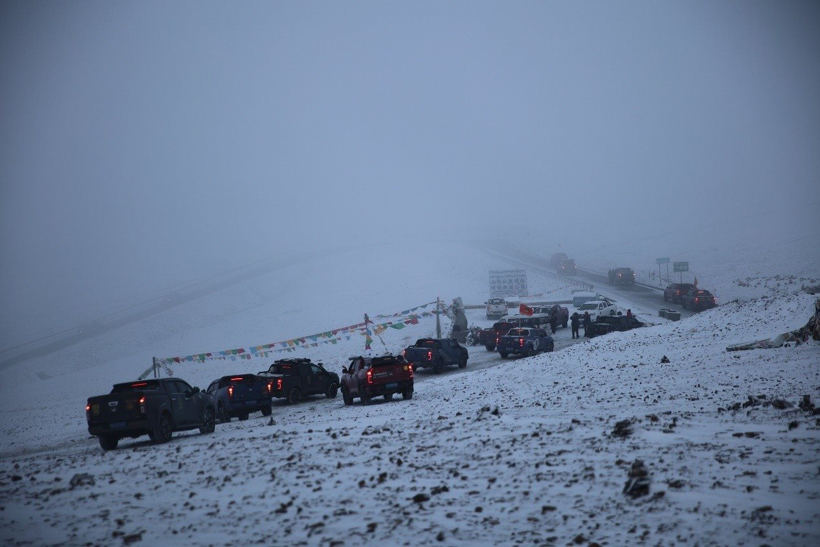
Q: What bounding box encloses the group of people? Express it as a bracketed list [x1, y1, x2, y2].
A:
[569, 308, 632, 339]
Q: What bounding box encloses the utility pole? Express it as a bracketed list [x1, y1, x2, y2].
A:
[435, 297, 441, 338]
[152, 357, 158, 378]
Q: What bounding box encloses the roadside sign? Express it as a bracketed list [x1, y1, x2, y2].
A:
[489, 269, 528, 298]
[656, 257, 670, 264]
[673, 261, 689, 272]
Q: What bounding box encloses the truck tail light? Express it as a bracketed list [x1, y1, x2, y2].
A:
[276, 378, 283, 390]
[408, 365, 414, 379]
[85, 404, 91, 413]
[267, 382, 273, 393]
[519, 338, 524, 347]
[495, 337, 499, 345]
[139, 396, 146, 414]
[695, 298, 699, 304]
[402, 349, 406, 359]
[427, 351, 432, 361]
[228, 385, 234, 398]
[366, 368, 373, 384]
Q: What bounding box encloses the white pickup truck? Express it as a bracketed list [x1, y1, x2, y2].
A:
[486, 298, 507, 319]
[576, 299, 617, 321]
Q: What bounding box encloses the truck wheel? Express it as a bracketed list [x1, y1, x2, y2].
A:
[326, 382, 339, 399]
[433, 358, 444, 374]
[485, 344, 495, 352]
[98, 435, 118, 451]
[261, 405, 272, 417]
[217, 403, 230, 424]
[238, 413, 249, 421]
[384, 392, 393, 401]
[458, 355, 467, 369]
[360, 388, 371, 406]
[199, 407, 215, 434]
[526, 347, 536, 357]
[287, 387, 301, 405]
[342, 387, 352, 406]
[153, 412, 173, 444]
[402, 387, 413, 400]
[500, 352, 508, 359]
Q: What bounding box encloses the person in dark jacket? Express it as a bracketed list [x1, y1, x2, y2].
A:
[583, 311, 591, 337]
[549, 313, 558, 334]
[570, 312, 580, 339]
[626, 309, 632, 319]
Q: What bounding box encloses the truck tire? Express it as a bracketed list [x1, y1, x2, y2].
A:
[153, 412, 173, 444]
[500, 352, 508, 359]
[485, 344, 496, 352]
[458, 354, 467, 369]
[287, 387, 301, 405]
[342, 387, 352, 406]
[402, 387, 413, 400]
[359, 383, 371, 405]
[217, 403, 230, 424]
[384, 392, 393, 401]
[526, 347, 536, 357]
[326, 382, 339, 399]
[261, 405, 272, 416]
[433, 357, 445, 374]
[199, 407, 215, 434]
[98, 435, 118, 451]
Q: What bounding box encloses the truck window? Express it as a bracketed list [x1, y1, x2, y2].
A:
[175, 380, 192, 394]
[310, 364, 323, 376]
[165, 381, 182, 394]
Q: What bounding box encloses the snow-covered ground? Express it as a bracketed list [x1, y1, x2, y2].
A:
[1, 240, 818, 546]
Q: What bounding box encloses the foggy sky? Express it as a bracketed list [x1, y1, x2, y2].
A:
[2, 1, 819, 341]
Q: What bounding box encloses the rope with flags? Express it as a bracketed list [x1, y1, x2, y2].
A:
[153, 300, 442, 369]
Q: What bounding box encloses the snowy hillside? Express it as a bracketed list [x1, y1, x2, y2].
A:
[1, 282, 817, 545]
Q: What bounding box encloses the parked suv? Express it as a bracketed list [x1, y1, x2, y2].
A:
[258, 359, 339, 404]
[664, 283, 694, 304]
[681, 289, 717, 311]
[486, 298, 507, 319]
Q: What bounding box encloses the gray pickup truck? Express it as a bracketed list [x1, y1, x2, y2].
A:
[403, 338, 468, 374]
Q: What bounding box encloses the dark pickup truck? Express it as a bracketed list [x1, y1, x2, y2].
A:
[558, 259, 577, 275]
[497, 327, 554, 358]
[532, 305, 570, 332]
[664, 283, 694, 304]
[585, 315, 644, 338]
[205, 374, 273, 422]
[609, 267, 636, 285]
[479, 320, 515, 351]
[258, 359, 340, 405]
[341, 354, 414, 405]
[404, 338, 468, 374]
[86, 378, 216, 451]
[681, 289, 717, 311]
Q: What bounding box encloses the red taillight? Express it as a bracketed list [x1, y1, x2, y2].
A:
[139, 396, 146, 404]
[519, 338, 524, 347]
[267, 382, 272, 393]
[695, 298, 699, 303]
[713, 298, 717, 304]
[427, 351, 432, 361]
[675, 290, 680, 295]
[366, 368, 373, 384]
[277, 378, 282, 390]
[230, 377, 244, 382]
[496, 337, 499, 344]
[131, 382, 147, 387]
[408, 365, 414, 379]
[139, 396, 146, 414]
[85, 404, 90, 412]
[228, 385, 234, 397]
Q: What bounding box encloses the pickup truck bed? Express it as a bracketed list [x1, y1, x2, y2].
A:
[205, 374, 273, 422]
[404, 338, 468, 374]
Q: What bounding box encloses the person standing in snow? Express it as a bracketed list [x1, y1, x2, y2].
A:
[550, 312, 558, 334]
[570, 312, 580, 339]
[583, 311, 591, 337]
[626, 309, 632, 319]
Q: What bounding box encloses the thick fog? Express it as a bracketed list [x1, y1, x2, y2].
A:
[2, 1, 819, 345]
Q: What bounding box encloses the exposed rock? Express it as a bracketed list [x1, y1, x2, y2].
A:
[623, 460, 651, 498]
[612, 419, 634, 438]
[70, 473, 95, 488]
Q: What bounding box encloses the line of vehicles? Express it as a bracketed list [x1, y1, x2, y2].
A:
[85, 257, 719, 452]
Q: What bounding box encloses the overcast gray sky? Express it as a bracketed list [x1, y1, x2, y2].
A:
[2, 0, 819, 340]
